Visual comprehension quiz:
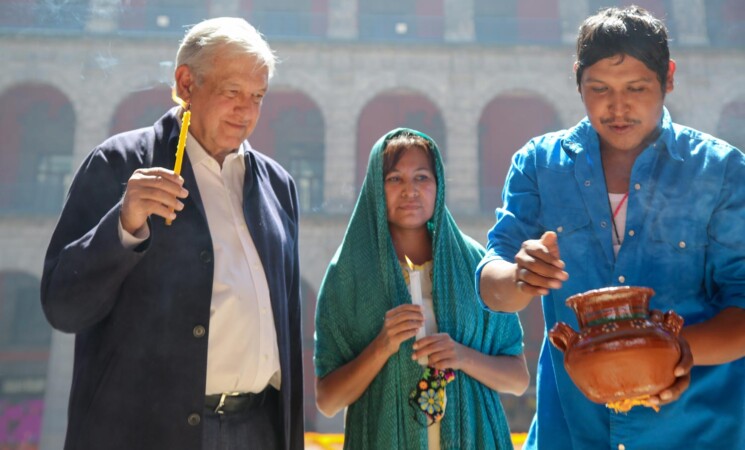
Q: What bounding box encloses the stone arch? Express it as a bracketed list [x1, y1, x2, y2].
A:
[252, 89, 326, 213]
[356, 90, 446, 188]
[110, 84, 173, 135]
[478, 91, 561, 213]
[0, 83, 75, 215]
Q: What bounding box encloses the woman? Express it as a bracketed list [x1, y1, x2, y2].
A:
[314, 128, 529, 449]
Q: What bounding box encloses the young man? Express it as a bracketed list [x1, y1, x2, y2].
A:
[478, 6, 745, 449]
[41, 18, 303, 450]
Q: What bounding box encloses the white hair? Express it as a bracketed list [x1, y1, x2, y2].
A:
[175, 17, 277, 83]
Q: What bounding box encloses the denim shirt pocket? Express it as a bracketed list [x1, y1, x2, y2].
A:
[539, 207, 592, 241]
[647, 215, 708, 305]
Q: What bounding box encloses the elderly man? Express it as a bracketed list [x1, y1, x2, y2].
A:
[41, 17, 303, 450]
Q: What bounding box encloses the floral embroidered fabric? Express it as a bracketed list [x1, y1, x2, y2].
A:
[409, 367, 456, 426]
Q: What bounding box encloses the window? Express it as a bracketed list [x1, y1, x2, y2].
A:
[479, 93, 561, 213]
[110, 86, 174, 135]
[358, 0, 444, 42]
[240, 0, 328, 40]
[250, 90, 326, 213]
[119, 0, 208, 33]
[474, 0, 560, 45]
[0, 84, 74, 215]
[357, 92, 445, 189]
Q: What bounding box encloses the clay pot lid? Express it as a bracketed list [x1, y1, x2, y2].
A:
[565, 285, 655, 309]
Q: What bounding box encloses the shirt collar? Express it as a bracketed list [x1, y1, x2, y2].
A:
[185, 133, 248, 169]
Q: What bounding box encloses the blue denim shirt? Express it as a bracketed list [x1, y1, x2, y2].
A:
[477, 109, 745, 449]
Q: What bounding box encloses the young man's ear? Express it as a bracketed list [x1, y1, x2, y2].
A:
[665, 60, 676, 94]
[573, 61, 582, 95]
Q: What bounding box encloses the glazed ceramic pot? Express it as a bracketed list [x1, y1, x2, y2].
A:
[549, 286, 683, 404]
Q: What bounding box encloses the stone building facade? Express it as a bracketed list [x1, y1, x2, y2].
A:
[0, 0, 743, 448]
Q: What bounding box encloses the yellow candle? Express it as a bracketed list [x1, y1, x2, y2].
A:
[173, 109, 190, 175]
[165, 106, 190, 226]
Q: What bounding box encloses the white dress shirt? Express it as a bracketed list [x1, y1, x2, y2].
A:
[120, 133, 281, 395]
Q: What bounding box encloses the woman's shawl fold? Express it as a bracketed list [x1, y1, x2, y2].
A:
[314, 128, 524, 449]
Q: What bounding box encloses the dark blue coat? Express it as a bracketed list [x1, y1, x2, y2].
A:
[41, 108, 304, 450]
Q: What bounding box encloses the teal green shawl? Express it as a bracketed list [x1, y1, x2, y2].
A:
[314, 128, 524, 449]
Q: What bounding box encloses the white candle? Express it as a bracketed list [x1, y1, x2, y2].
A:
[408, 267, 428, 365]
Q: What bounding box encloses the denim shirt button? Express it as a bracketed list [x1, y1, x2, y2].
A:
[634, 183, 641, 190]
[584, 180, 591, 187]
[600, 221, 607, 228]
[557, 226, 564, 233]
[618, 275, 626, 283]
[618, 444, 626, 450]
[679, 241, 686, 249]
[628, 229, 635, 237]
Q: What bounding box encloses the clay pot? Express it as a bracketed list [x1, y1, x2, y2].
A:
[549, 286, 683, 404]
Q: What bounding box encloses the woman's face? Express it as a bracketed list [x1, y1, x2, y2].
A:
[384, 146, 437, 233]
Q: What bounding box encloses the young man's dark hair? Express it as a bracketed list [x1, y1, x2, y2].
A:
[575, 6, 670, 88]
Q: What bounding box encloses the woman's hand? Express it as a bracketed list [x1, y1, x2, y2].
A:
[375, 304, 424, 359]
[316, 303, 424, 417]
[412, 332, 531, 395]
[412, 333, 466, 370]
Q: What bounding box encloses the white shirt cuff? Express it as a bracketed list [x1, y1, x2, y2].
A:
[118, 217, 150, 249]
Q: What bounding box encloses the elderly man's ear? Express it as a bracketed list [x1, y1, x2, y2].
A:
[175, 65, 195, 103]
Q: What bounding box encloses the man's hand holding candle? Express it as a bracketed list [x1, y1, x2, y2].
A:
[120, 167, 189, 235]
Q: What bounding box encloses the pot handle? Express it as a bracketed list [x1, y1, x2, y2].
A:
[549, 322, 578, 353]
[662, 310, 684, 336]
[650, 309, 684, 336]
